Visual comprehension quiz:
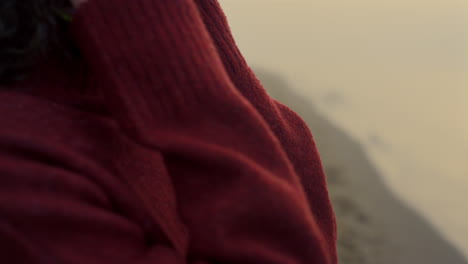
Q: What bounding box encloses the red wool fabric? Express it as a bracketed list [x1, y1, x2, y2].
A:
[0, 0, 337, 263]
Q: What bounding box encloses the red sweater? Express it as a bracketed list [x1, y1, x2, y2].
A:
[0, 0, 337, 263]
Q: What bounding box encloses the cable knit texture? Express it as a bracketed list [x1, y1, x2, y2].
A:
[0, 0, 337, 263]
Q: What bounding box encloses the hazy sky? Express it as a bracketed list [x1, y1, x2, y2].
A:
[219, 0, 468, 257]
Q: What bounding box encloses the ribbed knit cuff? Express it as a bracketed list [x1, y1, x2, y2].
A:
[71, 0, 240, 131]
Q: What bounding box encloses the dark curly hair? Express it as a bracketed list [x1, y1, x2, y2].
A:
[0, 0, 81, 87]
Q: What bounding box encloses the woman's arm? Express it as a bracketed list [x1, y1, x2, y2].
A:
[0, 128, 187, 264]
[69, 0, 331, 263]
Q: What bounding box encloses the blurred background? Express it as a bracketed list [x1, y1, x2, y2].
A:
[218, 0, 468, 263]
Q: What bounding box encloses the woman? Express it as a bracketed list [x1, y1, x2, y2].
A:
[0, 0, 337, 263]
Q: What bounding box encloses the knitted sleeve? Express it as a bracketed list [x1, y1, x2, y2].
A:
[0, 136, 185, 264]
[68, 0, 333, 263]
[0, 93, 189, 264]
[193, 1, 337, 261]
